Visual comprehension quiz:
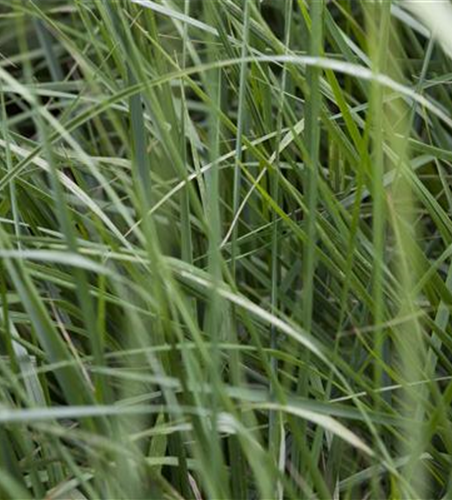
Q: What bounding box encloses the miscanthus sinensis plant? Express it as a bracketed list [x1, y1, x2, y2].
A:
[1, 0, 452, 498]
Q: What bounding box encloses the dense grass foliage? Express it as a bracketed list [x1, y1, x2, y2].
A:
[1, 0, 452, 498]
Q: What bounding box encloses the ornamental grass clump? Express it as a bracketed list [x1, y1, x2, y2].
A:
[0, 1, 452, 499]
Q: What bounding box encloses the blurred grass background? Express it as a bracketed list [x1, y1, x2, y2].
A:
[1, 0, 452, 498]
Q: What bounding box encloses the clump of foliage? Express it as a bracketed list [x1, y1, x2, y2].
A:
[1, 1, 452, 498]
